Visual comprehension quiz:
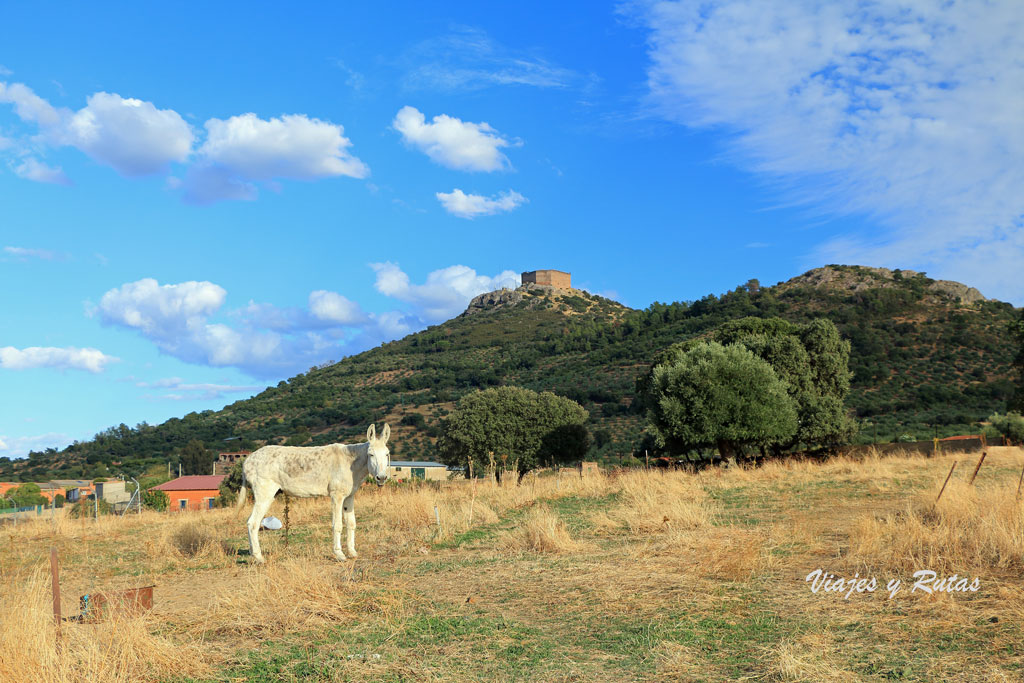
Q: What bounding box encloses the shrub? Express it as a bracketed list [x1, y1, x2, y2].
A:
[143, 489, 169, 511]
[171, 524, 215, 558]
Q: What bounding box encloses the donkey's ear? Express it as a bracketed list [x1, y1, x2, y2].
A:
[381, 423, 391, 443]
[367, 424, 376, 442]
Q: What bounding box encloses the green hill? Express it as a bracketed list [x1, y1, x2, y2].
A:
[3, 266, 1019, 481]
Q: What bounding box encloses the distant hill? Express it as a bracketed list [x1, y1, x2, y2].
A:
[3, 265, 1018, 481]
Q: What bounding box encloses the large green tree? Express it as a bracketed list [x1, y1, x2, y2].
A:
[179, 439, 214, 476]
[436, 386, 589, 482]
[639, 317, 854, 456]
[641, 341, 798, 462]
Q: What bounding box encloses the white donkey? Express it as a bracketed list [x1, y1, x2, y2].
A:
[237, 423, 391, 563]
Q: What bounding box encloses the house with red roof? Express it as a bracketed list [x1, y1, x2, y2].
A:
[150, 475, 226, 511]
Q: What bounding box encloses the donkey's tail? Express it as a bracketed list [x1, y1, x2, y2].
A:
[236, 469, 248, 509]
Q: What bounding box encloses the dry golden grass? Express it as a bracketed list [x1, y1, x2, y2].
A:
[0, 567, 212, 683]
[2, 448, 1022, 681]
[502, 503, 590, 553]
[766, 633, 855, 682]
[849, 478, 1024, 574]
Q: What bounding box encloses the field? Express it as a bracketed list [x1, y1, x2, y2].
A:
[2, 448, 1023, 682]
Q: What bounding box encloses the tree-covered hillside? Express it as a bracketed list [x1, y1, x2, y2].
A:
[3, 265, 1018, 481]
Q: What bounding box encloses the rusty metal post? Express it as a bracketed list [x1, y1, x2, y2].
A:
[283, 493, 290, 548]
[968, 451, 988, 485]
[935, 461, 957, 505]
[50, 547, 62, 624]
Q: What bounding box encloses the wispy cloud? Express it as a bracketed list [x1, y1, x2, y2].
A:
[11, 156, 70, 185]
[135, 377, 263, 401]
[331, 59, 366, 91]
[0, 432, 73, 459]
[633, 0, 1024, 301]
[400, 26, 582, 92]
[4, 245, 69, 261]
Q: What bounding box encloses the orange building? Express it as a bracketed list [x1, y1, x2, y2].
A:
[0, 481, 66, 504]
[150, 475, 226, 511]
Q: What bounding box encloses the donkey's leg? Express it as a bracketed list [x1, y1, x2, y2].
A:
[330, 491, 347, 561]
[246, 483, 278, 564]
[343, 493, 358, 559]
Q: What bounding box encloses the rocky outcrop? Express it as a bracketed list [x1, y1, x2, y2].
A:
[461, 283, 582, 316]
[462, 288, 524, 316]
[786, 266, 986, 305]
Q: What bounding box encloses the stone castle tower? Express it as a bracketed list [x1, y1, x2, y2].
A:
[521, 269, 571, 289]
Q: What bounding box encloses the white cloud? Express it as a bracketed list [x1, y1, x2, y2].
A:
[1, 81, 366, 202]
[634, 0, 1024, 302]
[182, 113, 368, 203]
[400, 27, 582, 92]
[96, 265, 519, 377]
[98, 278, 226, 339]
[0, 432, 74, 459]
[201, 113, 367, 180]
[436, 188, 527, 219]
[60, 92, 194, 176]
[394, 106, 513, 172]
[0, 346, 118, 373]
[1, 84, 192, 177]
[97, 277, 367, 377]
[308, 290, 367, 325]
[12, 157, 70, 185]
[371, 262, 519, 321]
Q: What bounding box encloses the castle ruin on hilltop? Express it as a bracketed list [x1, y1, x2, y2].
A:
[521, 269, 571, 289]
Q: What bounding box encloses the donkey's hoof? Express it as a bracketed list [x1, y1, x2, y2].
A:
[334, 552, 349, 562]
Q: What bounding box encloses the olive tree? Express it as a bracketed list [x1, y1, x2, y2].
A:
[639, 317, 854, 456]
[641, 341, 798, 462]
[437, 386, 589, 482]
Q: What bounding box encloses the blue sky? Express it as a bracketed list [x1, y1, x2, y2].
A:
[2, 1, 1022, 458]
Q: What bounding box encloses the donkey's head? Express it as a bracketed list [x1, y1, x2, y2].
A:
[366, 423, 391, 486]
